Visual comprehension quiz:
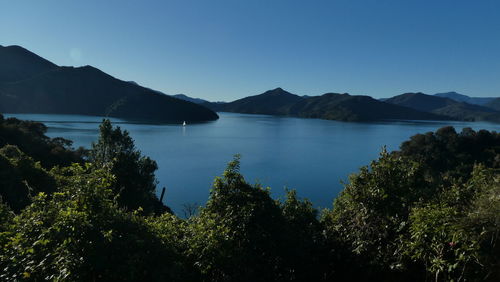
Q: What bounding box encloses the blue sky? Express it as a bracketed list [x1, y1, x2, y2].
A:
[1, 0, 499, 101]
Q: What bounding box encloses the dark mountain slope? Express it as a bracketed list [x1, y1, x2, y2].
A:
[386, 93, 499, 122]
[0, 65, 218, 122]
[209, 88, 304, 115]
[0, 45, 57, 83]
[289, 93, 447, 122]
[0, 45, 218, 122]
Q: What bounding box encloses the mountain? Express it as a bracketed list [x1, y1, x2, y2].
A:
[386, 92, 500, 122]
[172, 94, 210, 104]
[385, 93, 457, 112]
[206, 88, 446, 122]
[289, 93, 446, 122]
[0, 45, 218, 123]
[485, 98, 500, 111]
[434, 92, 495, 106]
[207, 88, 304, 115]
[0, 45, 57, 83]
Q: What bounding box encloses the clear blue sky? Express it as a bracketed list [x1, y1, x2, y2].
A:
[1, 0, 499, 101]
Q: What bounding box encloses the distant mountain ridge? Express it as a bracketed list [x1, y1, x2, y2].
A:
[0, 45, 218, 123]
[434, 92, 495, 106]
[386, 92, 500, 122]
[205, 88, 447, 122]
[171, 94, 210, 105]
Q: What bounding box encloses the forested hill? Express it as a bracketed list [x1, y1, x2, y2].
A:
[288, 93, 445, 121]
[206, 87, 304, 115]
[206, 88, 447, 122]
[0, 45, 218, 123]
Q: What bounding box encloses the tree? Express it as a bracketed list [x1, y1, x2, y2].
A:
[398, 127, 500, 179]
[90, 119, 169, 214]
[405, 166, 500, 282]
[279, 189, 326, 281]
[321, 149, 432, 280]
[0, 117, 84, 168]
[185, 156, 291, 281]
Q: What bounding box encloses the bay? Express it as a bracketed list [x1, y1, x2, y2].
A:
[5, 113, 499, 214]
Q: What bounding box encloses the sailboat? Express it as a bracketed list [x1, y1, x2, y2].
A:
[182, 121, 186, 126]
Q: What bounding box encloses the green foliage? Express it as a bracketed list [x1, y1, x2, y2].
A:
[459, 167, 500, 281]
[322, 149, 431, 276]
[404, 166, 500, 281]
[399, 126, 500, 178]
[0, 199, 14, 247]
[279, 189, 326, 281]
[0, 164, 186, 281]
[0, 145, 55, 212]
[0, 120, 498, 282]
[185, 155, 292, 281]
[0, 117, 84, 168]
[90, 119, 169, 214]
[407, 204, 473, 281]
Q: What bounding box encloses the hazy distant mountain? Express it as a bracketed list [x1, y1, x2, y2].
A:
[172, 94, 210, 104]
[434, 92, 495, 106]
[485, 98, 500, 111]
[207, 88, 304, 115]
[0, 45, 218, 122]
[289, 93, 446, 122]
[386, 93, 500, 122]
[206, 88, 446, 122]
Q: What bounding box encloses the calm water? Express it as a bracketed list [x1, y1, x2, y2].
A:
[5, 113, 500, 214]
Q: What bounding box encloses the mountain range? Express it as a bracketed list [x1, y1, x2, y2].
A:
[0, 45, 218, 123]
[203, 88, 500, 123]
[1, 44, 499, 124]
[204, 88, 448, 122]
